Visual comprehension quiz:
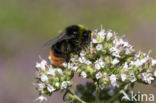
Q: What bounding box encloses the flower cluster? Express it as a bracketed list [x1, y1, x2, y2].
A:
[34, 57, 73, 103]
[67, 29, 156, 88]
[34, 28, 156, 102]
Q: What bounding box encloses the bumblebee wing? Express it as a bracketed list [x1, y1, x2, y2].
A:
[43, 33, 74, 47]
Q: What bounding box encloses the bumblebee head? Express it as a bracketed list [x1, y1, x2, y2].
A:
[66, 24, 91, 45]
[66, 25, 79, 37]
[81, 29, 91, 45]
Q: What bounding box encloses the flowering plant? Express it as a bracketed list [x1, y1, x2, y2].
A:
[34, 28, 156, 103]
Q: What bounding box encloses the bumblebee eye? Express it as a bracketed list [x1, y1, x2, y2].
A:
[83, 30, 91, 38]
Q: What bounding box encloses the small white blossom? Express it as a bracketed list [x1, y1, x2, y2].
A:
[56, 68, 63, 74]
[67, 63, 73, 69]
[47, 84, 55, 93]
[134, 60, 143, 67]
[38, 83, 46, 89]
[41, 74, 48, 82]
[72, 66, 78, 71]
[81, 71, 87, 78]
[47, 69, 55, 76]
[36, 60, 47, 71]
[121, 74, 127, 81]
[95, 63, 101, 70]
[110, 74, 117, 87]
[40, 60, 47, 70]
[107, 32, 113, 39]
[80, 52, 86, 56]
[99, 60, 105, 68]
[61, 81, 68, 89]
[62, 62, 68, 67]
[142, 73, 154, 84]
[79, 57, 86, 63]
[96, 44, 103, 51]
[98, 31, 105, 39]
[36, 62, 41, 68]
[123, 62, 128, 69]
[35, 95, 47, 103]
[55, 82, 60, 87]
[92, 38, 98, 43]
[112, 58, 119, 65]
[48, 56, 51, 60]
[96, 72, 103, 79]
[129, 73, 136, 82]
[85, 60, 92, 65]
[152, 60, 156, 65]
[35, 60, 47, 71]
[154, 71, 156, 77]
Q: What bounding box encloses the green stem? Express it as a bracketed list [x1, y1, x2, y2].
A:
[68, 89, 86, 103]
[96, 84, 100, 103]
[106, 83, 131, 103]
[106, 89, 121, 103]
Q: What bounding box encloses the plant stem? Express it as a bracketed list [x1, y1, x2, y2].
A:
[106, 83, 131, 103]
[96, 84, 100, 103]
[68, 89, 86, 103]
[106, 89, 121, 103]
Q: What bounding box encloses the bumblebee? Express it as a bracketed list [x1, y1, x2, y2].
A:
[44, 25, 91, 67]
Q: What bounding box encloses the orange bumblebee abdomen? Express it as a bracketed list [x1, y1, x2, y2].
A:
[50, 50, 65, 67]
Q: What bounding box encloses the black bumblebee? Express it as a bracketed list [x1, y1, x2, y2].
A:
[44, 25, 91, 67]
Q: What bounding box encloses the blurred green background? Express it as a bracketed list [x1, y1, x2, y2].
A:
[0, 0, 156, 103]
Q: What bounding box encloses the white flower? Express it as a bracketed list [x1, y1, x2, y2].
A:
[107, 32, 113, 39]
[112, 58, 119, 65]
[130, 61, 135, 66]
[81, 71, 87, 78]
[112, 52, 121, 58]
[36, 62, 41, 68]
[47, 69, 55, 76]
[56, 68, 63, 74]
[34, 95, 47, 103]
[140, 58, 148, 64]
[154, 71, 156, 77]
[36, 60, 47, 71]
[128, 73, 136, 82]
[121, 74, 127, 81]
[55, 82, 60, 87]
[92, 38, 98, 43]
[152, 60, 156, 65]
[80, 52, 86, 56]
[79, 57, 86, 63]
[98, 31, 105, 39]
[47, 84, 55, 93]
[61, 81, 68, 89]
[62, 62, 68, 67]
[96, 44, 103, 51]
[95, 63, 101, 70]
[96, 72, 102, 79]
[72, 66, 78, 71]
[85, 60, 92, 65]
[110, 74, 117, 87]
[123, 62, 128, 69]
[142, 73, 154, 84]
[99, 60, 105, 68]
[41, 74, 48, 82]
[134, 60, 143, 67]
[48, 56, 51, 60]
[125, 49, 131, 54]
[95, 59, 105, 70]
[67, 63, 73, 69]
[38, 83, 45, 89]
